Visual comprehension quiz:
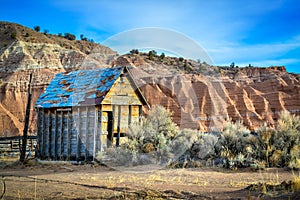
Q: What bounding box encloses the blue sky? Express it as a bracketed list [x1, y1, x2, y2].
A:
[1, 0, 300, 73]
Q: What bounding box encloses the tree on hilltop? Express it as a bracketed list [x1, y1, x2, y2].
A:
[33, 26, 40, 32]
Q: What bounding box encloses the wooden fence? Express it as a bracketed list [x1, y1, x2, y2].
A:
[0, 136, 37, 157]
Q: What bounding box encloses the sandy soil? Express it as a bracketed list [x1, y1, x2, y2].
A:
[0, 159, 299, 200]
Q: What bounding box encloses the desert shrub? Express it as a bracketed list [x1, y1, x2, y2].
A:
[271, 111, 300, 167]
[269, 150, 282, 167]
[64, 32, 76, 40]
[256, 124, 276, 166]
[292, 171, 300, 191]
[215, 121, 259, 168]
[106, 105, 180, 165]
[170, 128, 198, 162]
[289, 145, 300, 169]
[10, 32, 16, 39]
[190, 132, 218, 160]
[130, 49, 139, 54]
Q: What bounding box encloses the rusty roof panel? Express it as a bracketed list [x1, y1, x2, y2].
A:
[35, 67, 124, 108]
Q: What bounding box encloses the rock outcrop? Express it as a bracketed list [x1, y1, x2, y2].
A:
[0, 22, 299, 136]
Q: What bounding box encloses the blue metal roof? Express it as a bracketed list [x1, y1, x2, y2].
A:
[35, 67, 124, 108]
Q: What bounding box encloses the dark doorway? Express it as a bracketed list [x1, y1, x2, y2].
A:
[105, 111, 114, 147]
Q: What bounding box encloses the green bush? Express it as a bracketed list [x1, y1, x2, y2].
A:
[106, 105, 180, 165]
[190, 132, 218, 160]
[215, 120, 259, 168]
[272, 111, 300, 167]
[103, 109, 300, 169]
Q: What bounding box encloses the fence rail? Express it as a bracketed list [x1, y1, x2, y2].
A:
[0, 136, 37, 157]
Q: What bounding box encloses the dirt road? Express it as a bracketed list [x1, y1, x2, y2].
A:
[0, 160, 299, 199]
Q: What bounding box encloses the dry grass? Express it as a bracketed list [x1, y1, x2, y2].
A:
[292, 171, 300, 191]
[0, 162, 297, 199]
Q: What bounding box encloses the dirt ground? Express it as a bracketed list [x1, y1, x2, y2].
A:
[0, 159, 299, 200]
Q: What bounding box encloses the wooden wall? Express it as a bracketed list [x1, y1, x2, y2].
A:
[37, 104, 142, 161]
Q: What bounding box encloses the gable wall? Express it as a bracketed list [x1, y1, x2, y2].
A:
[101, 75, 143, 105]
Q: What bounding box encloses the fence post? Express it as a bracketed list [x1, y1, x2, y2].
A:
[20, 72, 33, 162]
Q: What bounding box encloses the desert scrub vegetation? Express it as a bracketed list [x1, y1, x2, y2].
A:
[103, 105, 198, 166]
[214, 111, 300, 169]
[99, 108, 300, 170]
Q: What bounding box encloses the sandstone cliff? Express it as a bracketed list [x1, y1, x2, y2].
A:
[115, 54, 300, 132]
[0, 22, 299, 136]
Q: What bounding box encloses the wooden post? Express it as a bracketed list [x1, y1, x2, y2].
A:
[67, 110, 71, 160]
[98, 105, 102, 152]
[37, 108, 44, 159]
[45, 110, 50, 158]
[59, 111, 63, 159]
[85, 107, 89, 160]
[116, 105, 121, 147]
[112, 105, 115, 144]
[54, 110, 58, 160]
[20, 72, 32, 162]
[76, 107, 81, 162]
[50, 111, 55, 159]
[93, 108, 98, 160]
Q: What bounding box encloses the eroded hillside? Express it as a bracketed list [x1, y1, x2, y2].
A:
[0, 22, 299, 136]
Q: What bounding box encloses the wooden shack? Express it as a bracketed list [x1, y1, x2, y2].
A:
[35, 66, 149, 161]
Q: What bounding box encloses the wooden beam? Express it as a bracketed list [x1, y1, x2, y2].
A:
[98, 105, 102, 152]
[20, 72, 32, 162]
[50, 111, 55, 159]
[76, 107, 81, 162]
[93, 107, 98, 160]
[59, 110, 63, 160]
[111, 105, 115, 145]
[116, 105, 121, 147]
[37, 108, 44, 159]
[45, 109, 50, 158]
[54, 110, 58, 160]
[85, 107, 89, 161]
[67, 110, 71, 160]
[57, 111, 62, 160]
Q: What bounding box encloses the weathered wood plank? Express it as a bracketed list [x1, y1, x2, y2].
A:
[70, 109, 78, 159]
[76, 107, 81, 161]
[116, 105, 121, 146]
[62, 112, 68, 159]
[97, 106, 103, 152]
[93, 107, 97, 160]
[101, 76, 143, 105]
[111, 105, 116, 145]
[54, 110, 58, 160]
[58, 111, 63, 159]
[37, 108, 43, 158]
[50, 111, 56, 159]
[44, 110, 50, 158]
[67, 110, 71, 160]
[87, 107, 95, 159]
